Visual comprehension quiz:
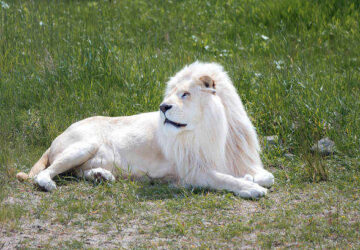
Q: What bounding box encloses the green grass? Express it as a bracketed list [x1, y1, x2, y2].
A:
[0, 0, 359, 248]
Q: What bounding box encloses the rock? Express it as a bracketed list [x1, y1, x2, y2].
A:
[264, 135, 279, 145]
[31, 220, 44, 231]
[311, 137, 335, 156]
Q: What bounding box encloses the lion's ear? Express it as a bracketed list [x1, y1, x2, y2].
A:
[199, 76, 216, 95]
[199, 76, 216, 89]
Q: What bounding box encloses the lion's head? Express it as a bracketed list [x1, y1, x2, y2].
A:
[159, 75, 223, 133]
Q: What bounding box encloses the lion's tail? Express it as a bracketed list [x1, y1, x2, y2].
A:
[16, 148, 50, 181]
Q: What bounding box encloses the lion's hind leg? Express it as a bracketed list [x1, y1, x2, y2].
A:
[35, 143, 98, 191]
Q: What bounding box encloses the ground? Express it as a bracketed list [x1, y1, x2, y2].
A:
[0, 0, 359, 248]
[1, 152, 359, 248]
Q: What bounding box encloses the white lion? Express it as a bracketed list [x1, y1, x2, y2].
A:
[16, 62, 274, 198]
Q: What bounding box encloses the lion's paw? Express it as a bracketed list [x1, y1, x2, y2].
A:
[254, 172, 274, 188]
[34, 171, 57, 192]
[243, 174, 254, 182]
[236, 182, 267, 199]
[85, 168, 115, 183]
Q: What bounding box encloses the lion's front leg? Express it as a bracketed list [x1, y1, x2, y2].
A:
[193, 170, 268, 199]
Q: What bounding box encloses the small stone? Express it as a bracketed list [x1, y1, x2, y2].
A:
[31, 220, 43, 231]
[311, 137, 335, 156]
[265, 135, 279, 145]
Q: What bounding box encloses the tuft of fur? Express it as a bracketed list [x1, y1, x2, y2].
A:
[16, 172, 29, 182]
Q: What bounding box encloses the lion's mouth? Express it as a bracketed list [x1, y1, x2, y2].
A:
[164, 118, 187, 128]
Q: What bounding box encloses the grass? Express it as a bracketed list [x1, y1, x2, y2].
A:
[0, 0, 359, 248]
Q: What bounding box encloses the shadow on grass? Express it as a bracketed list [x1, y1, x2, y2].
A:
[135, 181, 215, 201]
[50, 173, 221, 201]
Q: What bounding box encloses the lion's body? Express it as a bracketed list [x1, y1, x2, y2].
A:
[17, 62, 274, 198]
[49, 113, 174, 178]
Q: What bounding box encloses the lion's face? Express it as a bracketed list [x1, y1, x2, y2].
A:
[159, 76, 217, 134]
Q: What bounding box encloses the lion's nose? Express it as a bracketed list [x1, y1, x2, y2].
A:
[160, 104, 172, 113]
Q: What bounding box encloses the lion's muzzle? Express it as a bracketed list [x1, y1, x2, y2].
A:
[159, 103, 173, 114]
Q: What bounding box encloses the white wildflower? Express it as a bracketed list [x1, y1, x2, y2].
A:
[191, 35, 198, 42]
[1, 1, 9, 9]
[204, 45, 209, 50]
[39, 21, 44, 26]
[274, 60, 284, 70]
[261, 35, 269, 41]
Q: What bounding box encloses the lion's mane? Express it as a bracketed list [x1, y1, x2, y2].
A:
[162, 62, 264, 183]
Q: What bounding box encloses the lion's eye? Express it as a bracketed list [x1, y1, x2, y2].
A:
[181, 92, 190, 99]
